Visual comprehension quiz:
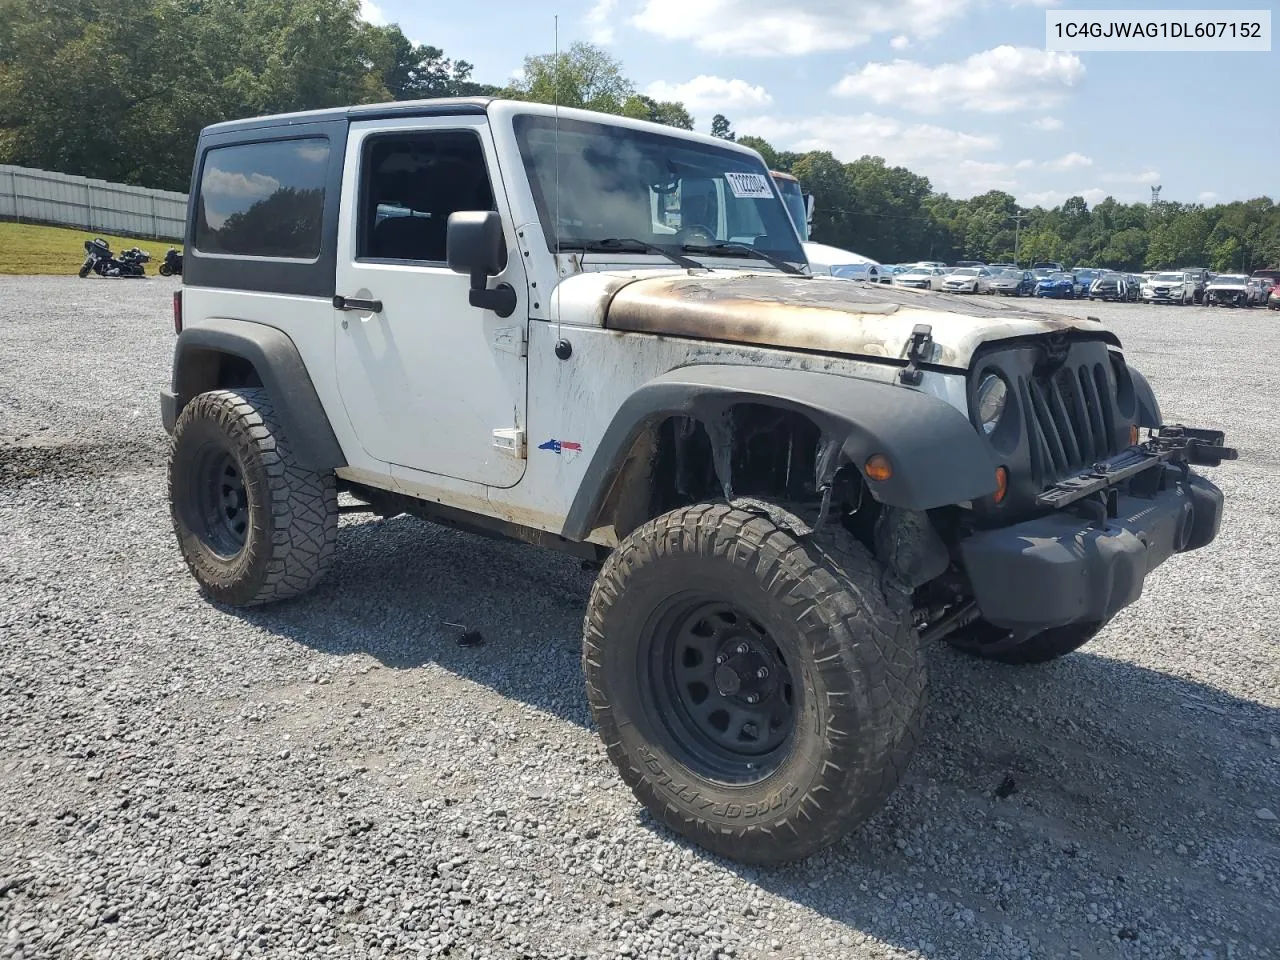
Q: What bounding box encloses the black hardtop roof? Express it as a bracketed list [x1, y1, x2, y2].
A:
[200, 97, 494, 137]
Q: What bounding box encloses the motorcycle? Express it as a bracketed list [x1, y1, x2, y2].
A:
[158, 248, 183, 277]
[77, 238, 150, 278]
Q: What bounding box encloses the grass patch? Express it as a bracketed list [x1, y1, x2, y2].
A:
[0, 221, 182, 276]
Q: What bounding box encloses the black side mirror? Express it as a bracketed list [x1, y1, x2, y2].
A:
[447, 211, 516, 318]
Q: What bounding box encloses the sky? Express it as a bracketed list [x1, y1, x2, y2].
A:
[359, 0, 1277, 207]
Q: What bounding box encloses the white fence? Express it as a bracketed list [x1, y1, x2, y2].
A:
[0, 164, 188, 240]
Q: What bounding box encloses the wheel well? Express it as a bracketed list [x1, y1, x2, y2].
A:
[175, 347, 264, 405]
[597, 403, 876, 544]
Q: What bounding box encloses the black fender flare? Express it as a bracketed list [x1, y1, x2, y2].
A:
[165, 318, 346, 471]
[1128, 365, 1162, 428]
[561, 363, 999, 540]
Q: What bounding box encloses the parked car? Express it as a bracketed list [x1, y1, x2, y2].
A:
[802, 241, 882, 281]
[1072, 269, 1101, 296]
[1203, 274, 1251, 307]
[1178, 267, 1211, 304]
[1247, 277, 1272, 306]
[1270, 285, 1280, 310]
[893, 266, 947, 291]
[987, 262, 1018, 270]
[1032, 260, 1065, 273]
[1122, 274, 1145, 301]
[953, 260, 987, 269]
[1034, 271, 1079, 299]
[915, 260, 949, 270]
[989, 268, 1035, 296]
[1142, 271, 1197, 304]
[1088, 272, 1129, 301]
[942, 266, 992, 293]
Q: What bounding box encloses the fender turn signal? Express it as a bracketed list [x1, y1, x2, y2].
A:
[993, 466, 1009, 504]
[864, 454, 893, 482]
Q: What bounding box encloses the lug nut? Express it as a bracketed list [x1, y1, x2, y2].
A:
[745, 693, 760, 704]
[756, 667, 769, 680]
[715, 654, 726, 664]
[736, 643, 749, 655]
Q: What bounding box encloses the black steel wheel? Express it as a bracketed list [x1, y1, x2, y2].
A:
[642, 598, 796, 782]
[584, 502, 925, 864]
[185, 444, 250, 558]
[169, 388, 337, 606]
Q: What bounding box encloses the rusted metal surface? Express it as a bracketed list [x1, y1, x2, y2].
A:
[604, 273, 1121, 368]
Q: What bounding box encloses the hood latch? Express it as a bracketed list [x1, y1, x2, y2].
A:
[899, 324, 933, 386]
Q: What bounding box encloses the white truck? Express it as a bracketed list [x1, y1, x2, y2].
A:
[162, 97, 1235, 864]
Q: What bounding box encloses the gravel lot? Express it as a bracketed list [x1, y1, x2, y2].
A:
[2, 276, 1277, 960]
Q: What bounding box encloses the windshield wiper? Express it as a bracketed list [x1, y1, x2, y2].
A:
[680, 241, 805, 276]
[561, 237, 703, 270]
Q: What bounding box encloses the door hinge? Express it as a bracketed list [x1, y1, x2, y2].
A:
[493, 325, 527, 357]
[492, 428, 526, 458]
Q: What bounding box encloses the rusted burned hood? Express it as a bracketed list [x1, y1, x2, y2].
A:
[601, 272, 1120, 368]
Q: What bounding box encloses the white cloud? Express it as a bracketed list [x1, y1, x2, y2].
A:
[1199, 191, 1219, 203]
[358, 0, 386, 25]
[585, 0, 617, 44]
[953, 160, 1019, 193]
[1099, 169, 1160, 184]
[737, 112, 1002, 195]
[202, 169, 279, 201]
[832, 46, 1084, 113]
[1015, 158, 1036, 169]
[889, 35, 911, 50]
[1043, 152, 1093, 171]
[631, 0, 974, 56]
[1030, 117, 1064, 131]
[645, 76, 772, 112]
[1022, 188, 1109, 207]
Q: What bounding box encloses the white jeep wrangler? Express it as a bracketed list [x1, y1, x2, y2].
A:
[161, 98, 1235, 864]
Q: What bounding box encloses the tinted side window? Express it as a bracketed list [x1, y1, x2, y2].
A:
[195, 138, 329, 258]
[358, 131, 494, 263]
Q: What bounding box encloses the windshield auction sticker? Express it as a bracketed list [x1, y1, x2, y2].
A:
[725, 172, 773, 199]
[1047, 9, 1271, 50]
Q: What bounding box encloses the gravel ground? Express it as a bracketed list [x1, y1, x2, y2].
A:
[1, 276, 1277, 960]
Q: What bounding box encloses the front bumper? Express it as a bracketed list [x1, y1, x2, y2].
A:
[959, 467, 1224, 636]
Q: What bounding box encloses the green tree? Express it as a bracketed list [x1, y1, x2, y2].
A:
[710, 114, 735, 140]
[736, 135, 778, 169]
[621, 94, 694, 129]
[506, 41, 634, 113]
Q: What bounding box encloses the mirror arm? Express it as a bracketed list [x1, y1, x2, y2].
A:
[468, 279, 517, 318]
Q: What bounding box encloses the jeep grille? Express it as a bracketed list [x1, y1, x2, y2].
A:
[1021, 360, 1121, 486]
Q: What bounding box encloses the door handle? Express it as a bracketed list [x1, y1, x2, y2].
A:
[333, 295, 383, 313]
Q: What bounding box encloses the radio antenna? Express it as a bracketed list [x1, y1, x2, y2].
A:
[552, 15, 571, 359]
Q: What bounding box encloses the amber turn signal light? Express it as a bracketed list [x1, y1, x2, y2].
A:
[993, 466, 1009, 504]
[864, 454, 893, 482]
[1130, 424, 1140, 446]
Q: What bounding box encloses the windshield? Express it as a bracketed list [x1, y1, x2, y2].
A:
[1154, 272, 1184, 281]
[772, 174, 810, 242]
[994, 269, 1020, 279]
[902, 269, 932, 278]
[1213, 275, 1247, 282]
[513, 114, 804, 266]
[951, 268, 979, 276]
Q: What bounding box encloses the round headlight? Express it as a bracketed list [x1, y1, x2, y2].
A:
[976, 374, 1008, 435]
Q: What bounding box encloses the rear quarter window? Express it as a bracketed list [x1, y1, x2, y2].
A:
[195, 138, 329, 258]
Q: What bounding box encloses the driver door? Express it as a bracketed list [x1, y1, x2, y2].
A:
[333, 117, 529, 488]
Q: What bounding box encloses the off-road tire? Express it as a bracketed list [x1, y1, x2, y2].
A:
[169, 388, 337, 607]
[946, 619, 1102, 665]
[583, 502, 926, 864]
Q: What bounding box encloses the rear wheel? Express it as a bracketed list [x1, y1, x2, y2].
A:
[945, 619, 1102, 665]
[169, 388, 337, 606]
[584, 502, 925, 863]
